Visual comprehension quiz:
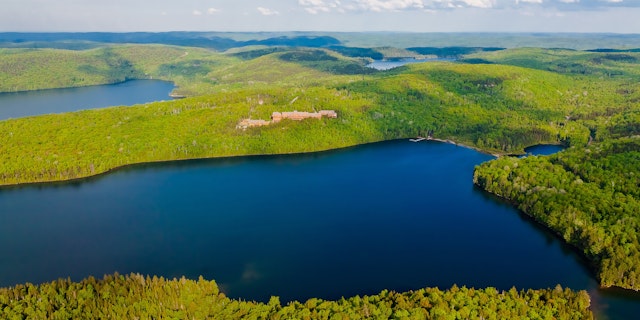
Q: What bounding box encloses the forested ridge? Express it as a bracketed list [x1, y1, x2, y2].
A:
[0, 273, 592, 319]
[2, 46, 639, 186]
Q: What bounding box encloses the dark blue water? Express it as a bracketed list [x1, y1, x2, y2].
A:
[525, 144, 565, 156]
[0, 80, 175, 120]
[0, 141, 637, 319]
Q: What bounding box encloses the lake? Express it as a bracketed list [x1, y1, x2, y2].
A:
[524, 144, 566, 156]
[0, 140, 638, 319]
[0, 80, 175, 120]
[367, 58, 456, 70]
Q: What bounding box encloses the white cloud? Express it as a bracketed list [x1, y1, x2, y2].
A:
[517, 0, 543, 4]
[257, 7, 280, 15]
[296, 0, 636, 14]
[429, 0, 496, 9]
[299, 0, 342, 14]
[207, 8, 220, 15]
[304, 6, 331, 14]
[300, 0, 330, 5]
[298, 0, 506, 12]
[192, 10, 202, 16]
[459, 0, 496, 8]
[356, 0, 425, 12]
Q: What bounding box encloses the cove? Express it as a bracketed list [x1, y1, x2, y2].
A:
[0, 80, 175, 121]
[0, 140, 637, 319]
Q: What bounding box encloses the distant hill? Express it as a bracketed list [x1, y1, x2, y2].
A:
[0, 32, 341, 51]
[407, 47, 504, 58]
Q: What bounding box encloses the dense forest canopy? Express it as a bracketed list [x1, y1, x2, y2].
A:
[474, 138, 640, 291]
[0, 273, 593, 319]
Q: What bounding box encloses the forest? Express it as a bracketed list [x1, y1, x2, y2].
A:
[0, 273, 593, 319]
[2, 45, 639, 186]
[474, 138, 640, 291]
[1, 38, 640, 317]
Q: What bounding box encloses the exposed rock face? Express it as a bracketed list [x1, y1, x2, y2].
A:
[237, 110, 338, 129]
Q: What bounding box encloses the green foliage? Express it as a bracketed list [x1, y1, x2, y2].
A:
[474, 137, 640, 290]
[0, 48, 139, 91]
[327, 46, 384, 59]
[0, 274, 593, 319]
[407, 47, 504, 58]
[3, 46, 640, 185]
[278, 49, 374, 75]
[469, 48, 640, 80]
[0, 86, 380, 185]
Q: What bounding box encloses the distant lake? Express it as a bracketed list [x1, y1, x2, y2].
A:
[367, 57, 455, 70]
[0, 140, 638, 319]
[0, 80, 175, 120]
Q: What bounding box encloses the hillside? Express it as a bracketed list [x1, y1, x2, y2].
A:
[2, 46, 640, 186]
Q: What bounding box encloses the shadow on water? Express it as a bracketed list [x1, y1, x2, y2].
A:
[473, 184, 596, 278]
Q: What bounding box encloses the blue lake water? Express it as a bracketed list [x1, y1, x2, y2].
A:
[524, 144, 566, 156]
[0, 140, 638, 319]
[0, 80, 175, 120]
[367, 58, 456, 70]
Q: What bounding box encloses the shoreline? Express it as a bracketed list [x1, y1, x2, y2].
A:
[0, 138, 393, 189]
[473, 181, 640, 296]
[425, 137, 504, 158]
[0, 78, 175, 95]
[0, 137, 554, 188]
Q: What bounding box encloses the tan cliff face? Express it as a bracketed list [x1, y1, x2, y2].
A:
[237, 110, 337, 129]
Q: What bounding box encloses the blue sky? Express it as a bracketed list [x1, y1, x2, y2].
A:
[2, 0, 639, 33]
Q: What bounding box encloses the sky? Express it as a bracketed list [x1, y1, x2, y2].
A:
[2, 0, 639, 33]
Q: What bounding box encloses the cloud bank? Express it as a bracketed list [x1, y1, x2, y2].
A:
[298, 0, 638, 12]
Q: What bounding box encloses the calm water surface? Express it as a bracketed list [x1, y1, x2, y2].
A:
[524, 144, 566, 156]
[367, 58, 455, 70]
[0, 141, 638, 319]
[0, 80, 175, 120]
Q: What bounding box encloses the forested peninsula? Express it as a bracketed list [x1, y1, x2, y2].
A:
[2, 37, 640, 317]
[474, 138, 640, 290]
